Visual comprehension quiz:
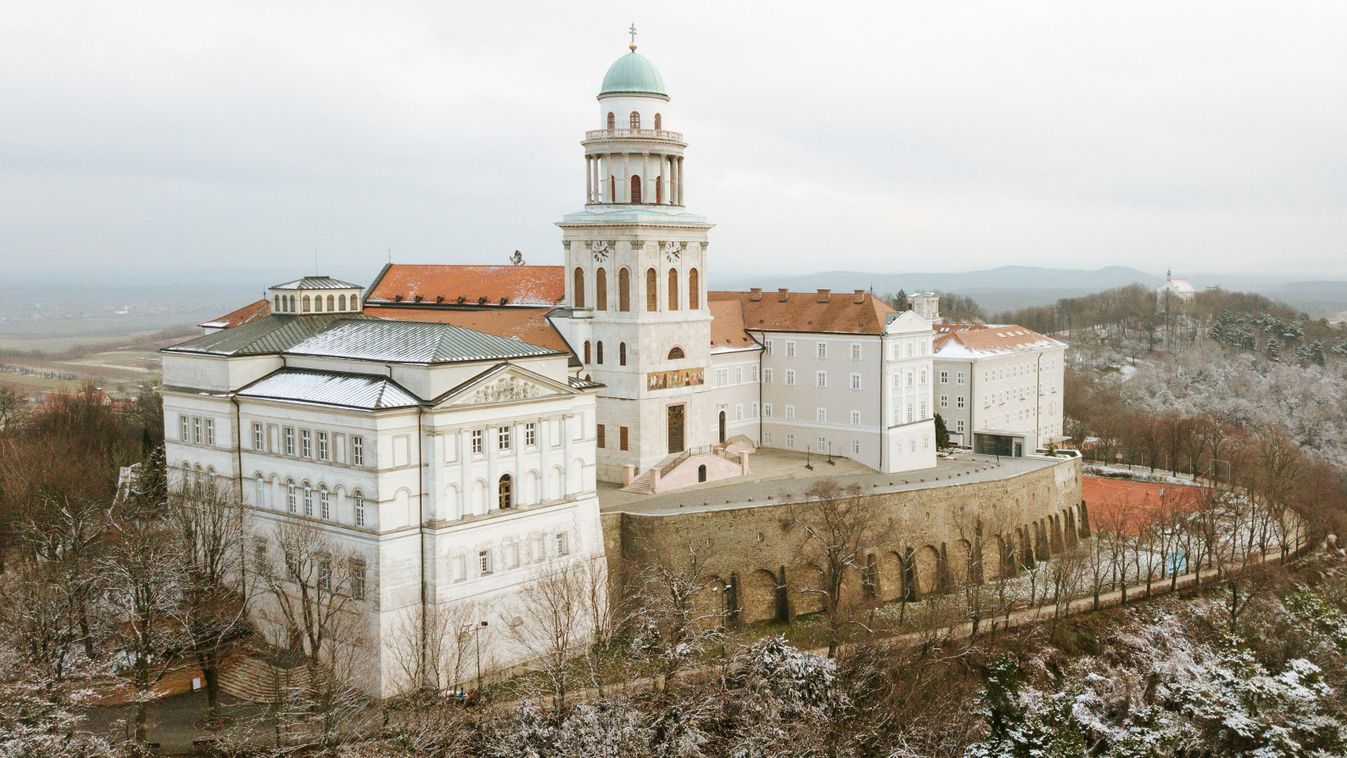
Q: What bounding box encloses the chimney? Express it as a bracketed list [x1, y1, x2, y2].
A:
[816, 288, 831, 303]
[853, 289, 865, 304]
[749, 287, 763, 302]
[777, 288, 789, 302]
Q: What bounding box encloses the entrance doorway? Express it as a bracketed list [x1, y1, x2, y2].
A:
[667, 404, 685, 454]
[718, 410, 726, 443]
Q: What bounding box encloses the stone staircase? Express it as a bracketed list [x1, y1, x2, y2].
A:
[621, 445, 751, 495]
[218, 651, 309, 703]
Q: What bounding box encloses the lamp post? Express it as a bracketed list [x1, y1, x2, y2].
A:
[462, 620, 489, 694]
[1209, 458, 1232, 487]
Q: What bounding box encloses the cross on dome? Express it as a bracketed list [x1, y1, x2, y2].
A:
[629, 23, 638, 51]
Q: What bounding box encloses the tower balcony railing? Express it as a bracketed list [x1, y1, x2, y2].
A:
[585, 128, 685, 142]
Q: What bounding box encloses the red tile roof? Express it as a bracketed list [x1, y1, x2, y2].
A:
[933, 323, 1064, 358]
[708, 288, 895, 335]
[199, 299, 271, 329]
[367, 264, 565, 307]
[362, 306, 572, 354]
[708, 299, 759, 352]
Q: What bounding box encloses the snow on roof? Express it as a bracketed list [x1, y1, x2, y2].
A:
[933, 323, 1065, 359]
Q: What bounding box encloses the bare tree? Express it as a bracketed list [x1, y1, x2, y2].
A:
[503, 560, 590, 716]
[629, 539, 722, 694]
[99, 518, 188, 744]
[165, 482, 248, 726]
[791, 480, 886, 657]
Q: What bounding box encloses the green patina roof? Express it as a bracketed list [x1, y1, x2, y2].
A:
[600, 51, 666, 97]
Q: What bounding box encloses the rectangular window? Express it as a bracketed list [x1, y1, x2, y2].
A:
[850, 343, 862, 361]
[940, 370, 949, 383]
[920, 369, 927, 385]
[252, 422, 264, 451]
[620, 426, 629, 451]
[352, 436, 365, 466]
[303, 487, 313, 517]
[597, 424, 606, 449]
[785, 433, 795, 448]
[765, 339, 774, 355]
[479, 550, 493, 576]
[764, 403, 773, 418]
[750, 365, 759, 382]
[940, 394, 949, 408]
[816, 436, 826, 452]
[716, 368, 728, 386]
[851, 439, 861, 454]
[253, 538, 266, 569]
[193, 417, 202, 444]
[498, 426, 511, 451]
[736, 404, 744, 420]
[850, 410, 861, 426]
[287, 484, 297, 513]
[204, 418, 215, 446]
[906, 403, 914, 423]
[816, 408, 826, 423]
[556, 532, 570, 556]
[785, 405, 796, 420]
[816, 370, 827, 388]
[785, 369, 796, 386]
[957, 420, 966, 433]
[525, 422, 537, 446]
[354, 493, 366, 527]
[320, 490, 330, 520]
[471, 429, 484, 454]
[735, 367, 743, 384]
[920, 400, 928, 418]
[317, 431, 329, 461]
[318, 555, 331, 592]
[849, 373, 861, 391]
[300, 429, 312, 458]
[785, 341, 796, 358]
[764, 368, 773, 384]
[764, 432, 773, 445]
[752, 401, 759, 418]
[255, 477, 266, 507]
[816, 342, 827, 359]
[906, 371, 914, 388]
[350, 559, 366, 600]
[180, 415, 190, 442]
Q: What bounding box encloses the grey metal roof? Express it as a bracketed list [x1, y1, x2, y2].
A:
[568, 376, 604, 390]
[285, 320, 561, 364]
[238, 369, 420, 410]
[269, 276, 363, 290]
[164, 314, 370, 357]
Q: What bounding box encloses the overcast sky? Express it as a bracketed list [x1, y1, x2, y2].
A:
[3, 1, 1346, 286]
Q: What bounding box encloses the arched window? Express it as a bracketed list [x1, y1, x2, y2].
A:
[314, 297, 323, 313]
[302, 296, 311, 313]
[338, 294, 346, 311]
[629, 111, 640, 129]
[646, 268, 658, 311]
[688, 268, 700, 310]
[697, 464, 707, 483]
[606, 112, 615, 129]
[656, 176, 663, 204]
[618, 268, 631, 311]
[619, 342, 627, 366]
[608, 175, 615, 201]
[498, 474, 513, 509]
[595, 268, 608, 310]
[654, 113, 662, 130]
[596, 341, 604, 364]
[630, 175, 642, 204]
[288, 295, 296, 312]
[326, 295, 335, 311]
[274, 295, 281, 312]
[573, 266, 586, 308]
[583, 340, 591, 364]
[668, 346, 685, 359]
[667, 268, 680, 310]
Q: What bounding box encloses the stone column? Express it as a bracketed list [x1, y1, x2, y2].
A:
[486, 425, 498, 515]
[621, 153, 630, 203]
[456, 429, 470, 519]
[677, 157, 685, 205]
[585, 156, 592, 202]
[658, 155, 666, 204]
[643, 152, 651, 204]
[513, 420, 525, 506]
[562, 414, 574, 496]
[425, 432, 442, 522]
[538, 417, 551, 501]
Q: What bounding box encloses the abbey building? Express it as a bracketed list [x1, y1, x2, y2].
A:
[162, 39, 1064, 697]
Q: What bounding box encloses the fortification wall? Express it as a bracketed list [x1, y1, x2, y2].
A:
[601, 457, 1084, 624]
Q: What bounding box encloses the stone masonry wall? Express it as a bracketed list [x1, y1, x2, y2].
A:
[601, 457, 1084, 624]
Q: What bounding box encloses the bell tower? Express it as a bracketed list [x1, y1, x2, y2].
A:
[556, 31, 717, 483]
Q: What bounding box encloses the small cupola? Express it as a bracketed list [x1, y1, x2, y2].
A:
[267, 276, 365, 316]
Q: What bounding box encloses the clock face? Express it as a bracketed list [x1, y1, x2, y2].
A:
[663, 241, 682, 262]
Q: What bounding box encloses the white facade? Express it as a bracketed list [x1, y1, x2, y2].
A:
[933, 326, 1067, 454]
[163, 315, 605, 698]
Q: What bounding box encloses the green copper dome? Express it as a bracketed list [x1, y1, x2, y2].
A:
[599, 51, 666, 97]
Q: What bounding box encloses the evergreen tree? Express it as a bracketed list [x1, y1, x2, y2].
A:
[1266, 336, 1281, 363]
[933, 413, 951, 451]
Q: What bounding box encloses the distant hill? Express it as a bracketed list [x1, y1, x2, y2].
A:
[714, 266, 1164, 313]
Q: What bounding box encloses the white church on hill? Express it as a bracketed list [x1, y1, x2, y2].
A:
[163, 35, 1061, 696]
